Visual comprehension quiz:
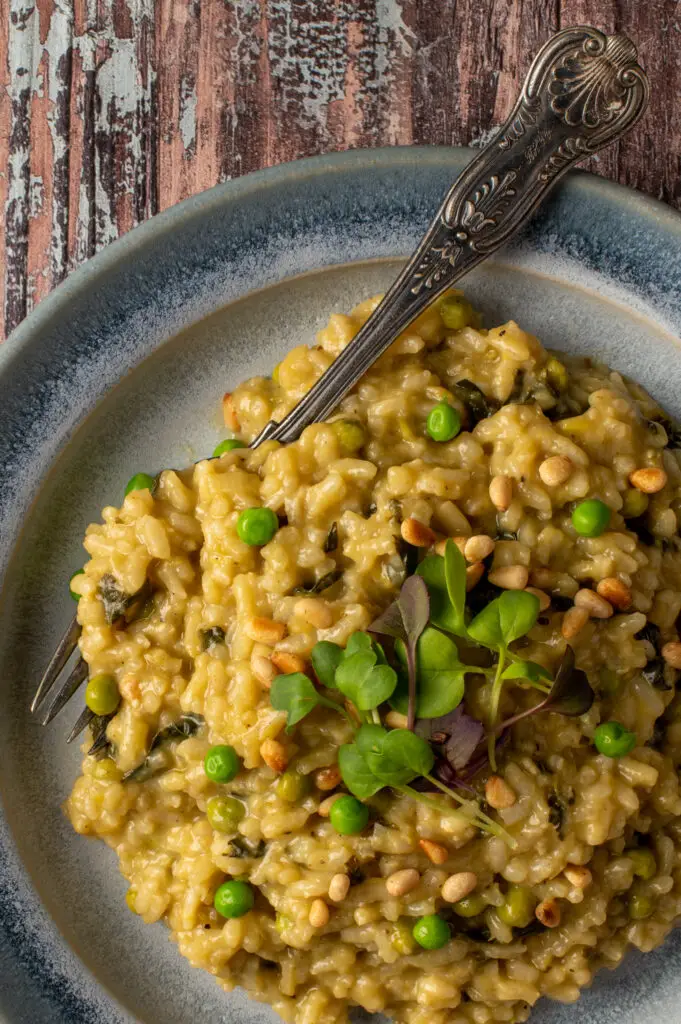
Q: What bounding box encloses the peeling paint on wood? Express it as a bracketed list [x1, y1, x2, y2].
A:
[2, 0, 680, 341]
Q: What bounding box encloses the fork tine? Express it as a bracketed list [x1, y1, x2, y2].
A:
[66, 706, 94, 744]
[40, 657, 88, 726]
[31, 615, 81, 713]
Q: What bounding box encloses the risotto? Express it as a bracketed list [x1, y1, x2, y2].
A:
[67, 291, 681, 1024]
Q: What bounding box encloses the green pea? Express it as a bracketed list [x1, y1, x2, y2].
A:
[440, 296, 474, 331]
[391, 919, 417, 955]
[276, 770, 310, 803]
[453, 894, 487, 918]
[85, 674, 120, 716]
[329, 794, 369, 835]
[331, 419, 366, 455]
[628, 889, 655, 920]
[593, 721, 637, 758]
[93, 758, 122, 782]
[207, 796, 246, 833]
[621, 488, 649, 519]
[124, 472, 156, 497]
[627, 848, 657, 880]
[236, 507, 279, 546]
[427, 402, 461, 443]
[412, 914, 451, 950]
[204, 745, 241, 784]
[213, 438, 246, 457]
[498, 885, 536, 928]
[69, 569, 85, 601]
[571, 499, 611, 537]
[214, 879, 255, 918]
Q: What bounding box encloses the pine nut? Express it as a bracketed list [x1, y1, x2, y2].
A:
[271, 651, 307, 675]
[485, 775, 517, 809]
[564, 865, 592, 889]
[419, 838, 449, 864]
[318, 793, 343, 817]
[260, 738, 288, 773]
[629, 467, 668, 494]
[315, 765, 342, 791]
[538, 455, 573, 487]
[401, 517, 437, 547]
[309, 898, 330, 928]
[328, 874, 350, 902]
[385, 710, 409, 729]
[441, 871, 478, 903]
[488, 565, 529, 590]
[435, 536, 467, 557]
[245, 617, 286, 645]
[466, 561, 486, 591]
[574, 589, 613, 619]
[535, 898, 561, 928]
[251, 654, 276, 688]
[385, 868, 420, 897]
[525, 587, 551, 612]
[662, 641, 681, 669]
[222, 392, 239, 431]
[596, 577, 632, 611]
[294, 598, 334, 629]
[489, 475, 513, 511]
[464, 535, 495, 562]
[561, 605, 589, 639]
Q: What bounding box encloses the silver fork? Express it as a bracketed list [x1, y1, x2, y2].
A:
[32, 25, 648, 741]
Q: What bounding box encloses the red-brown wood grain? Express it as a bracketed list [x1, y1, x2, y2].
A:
[1, 0, 680, 341]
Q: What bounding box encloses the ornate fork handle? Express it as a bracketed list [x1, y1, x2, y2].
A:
[252, 26, 648, 448]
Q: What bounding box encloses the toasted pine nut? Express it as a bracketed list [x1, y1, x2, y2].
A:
[596, 577, 632, 610]
[574, 588, 613, 619]
[464, 535, 495, 562]
[538, 455, 573, 487]
[251, 654, 276, 688]
[222, 392, 239, 431]
[564, 865, 593, 889]
[485, 775, 517, 809]
[271, 651, 307, 675]
[561, 605, 589, 639]
[315, 765, 342, 791]
[629, 467, 668, 494]
[385, 710, 409, 729]
[662, 641, 681, 669]
[309, 898, 330, 928]
[328, 873, 351, 902]
[535, 898, 561, 928]
[385, 868, 420, 897]
[245, 617, 286, 645]
[489, 475, 513, 511]
[488, 565, 529, 590]
[401, 517, 437, 547]
[419, 838, 449, 864]
[435, 536, 467, 557]
[441, 871, 478, 903]
[260, 737, 288, 773]
[294, 598, 334, 629]
[466, 562, 485, 591]
[318, 793, 343, 817]
[525, 587, 551, 612]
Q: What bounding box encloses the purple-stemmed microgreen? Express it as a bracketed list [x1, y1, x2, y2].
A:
[369, 574, 430, 729]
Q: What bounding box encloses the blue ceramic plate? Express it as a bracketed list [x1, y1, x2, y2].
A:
[2, 147, 681, 1024]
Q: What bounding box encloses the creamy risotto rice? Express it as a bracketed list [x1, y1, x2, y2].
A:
[67, 291, 681, 1024]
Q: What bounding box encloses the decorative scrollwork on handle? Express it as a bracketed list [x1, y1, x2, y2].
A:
[408, 26, 649, 295]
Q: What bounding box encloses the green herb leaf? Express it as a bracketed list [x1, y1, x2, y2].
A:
[444, 539, 467, 634]
[382, 729, 434, 777]
[335, 650, 398, 710]
[338, 743, 383, 799]
[346, 632, 374, 656]
[468, 589, 539, 649]
[499, 647, 595, 732]
[416, 555, 462, 635]
[391, 627, 467, 718]
[501, 660, 552, 683]
[370, 575, 430, 730]
[311, 641, 344, 688]
[270, 673, 323, 731]
[353, 724, 434, 788]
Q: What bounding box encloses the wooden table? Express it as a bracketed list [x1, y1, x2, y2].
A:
[1, 1, 680, 342]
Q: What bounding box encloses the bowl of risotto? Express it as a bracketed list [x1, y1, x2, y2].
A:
[2, 147, 681, 1024]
